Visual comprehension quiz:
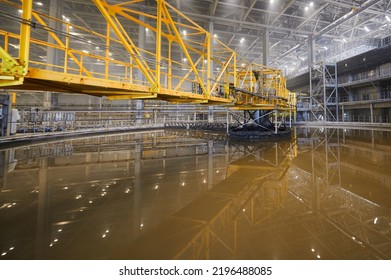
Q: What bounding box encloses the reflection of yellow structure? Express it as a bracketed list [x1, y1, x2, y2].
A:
[120, 140, 296, 259]
[0, 0, 295, 112]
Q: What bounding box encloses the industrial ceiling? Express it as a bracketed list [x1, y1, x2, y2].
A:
[1, 0, 391, 78]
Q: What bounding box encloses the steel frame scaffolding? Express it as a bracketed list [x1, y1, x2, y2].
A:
[310, 62, 339, 122]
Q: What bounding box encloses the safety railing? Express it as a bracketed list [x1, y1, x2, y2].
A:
[348, 115, 390, 123]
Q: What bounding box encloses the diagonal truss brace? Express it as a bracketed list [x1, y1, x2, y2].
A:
[93, 0, 157, 91]
[31, 10, 91, 77]
[161, 2, 207, 95]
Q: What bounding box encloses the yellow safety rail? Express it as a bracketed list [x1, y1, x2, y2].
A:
[0, 0, 296, 111]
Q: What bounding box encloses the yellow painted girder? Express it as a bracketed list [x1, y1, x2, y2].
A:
[106, 94, 157, 100]
[19, 0, 32, 72]
[27, 68, 151, 92]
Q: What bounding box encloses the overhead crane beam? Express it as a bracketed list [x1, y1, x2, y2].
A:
[0, 0, 296, 112]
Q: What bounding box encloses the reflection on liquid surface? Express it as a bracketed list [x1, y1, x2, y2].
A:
[1, 128, 391, 259]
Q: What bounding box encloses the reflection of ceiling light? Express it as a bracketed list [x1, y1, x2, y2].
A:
[305, 6, 309, 11]
[213, 34, 217, 38]
[310, 2, 314, 7]
[386, 15, 391, 22]
[35, 2, 43, 6]
[18, 9, 22, 13]
[62, 15, 70, 22]
[183, 30, 187, 36]
[364, 26, 370, 32]
[182, 58, 187, 62]
[240, 38, 245, 43]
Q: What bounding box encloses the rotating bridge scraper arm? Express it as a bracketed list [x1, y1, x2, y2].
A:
[0, 0, 296, 111]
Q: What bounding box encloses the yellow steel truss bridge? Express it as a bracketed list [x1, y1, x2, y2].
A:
[0, 0, 296, 112]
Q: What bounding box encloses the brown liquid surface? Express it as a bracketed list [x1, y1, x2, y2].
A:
[1, 128, 391, 259]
